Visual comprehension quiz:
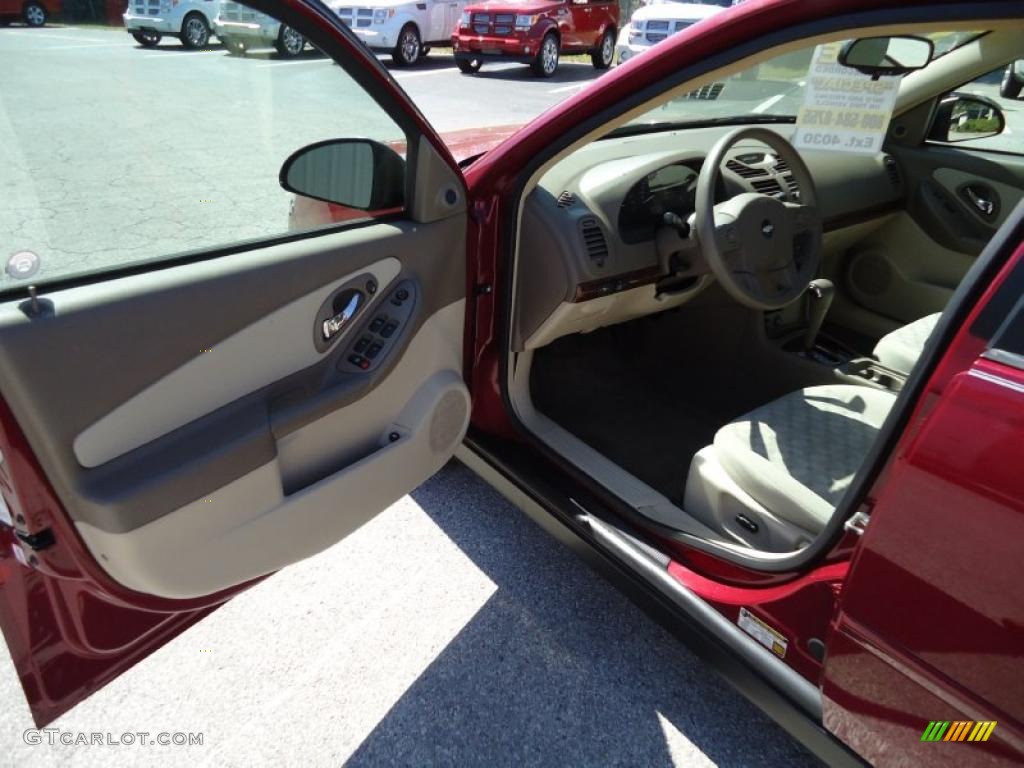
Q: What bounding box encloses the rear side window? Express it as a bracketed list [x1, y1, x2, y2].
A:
[0, 2, 404, 290]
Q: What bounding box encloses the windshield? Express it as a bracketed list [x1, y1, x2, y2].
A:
[625, 31, 984, 129]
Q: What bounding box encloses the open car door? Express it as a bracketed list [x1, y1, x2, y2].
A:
[0, 0, 471, 726]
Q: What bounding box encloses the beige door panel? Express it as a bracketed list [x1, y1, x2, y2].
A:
[74, 257, 403, 468]
[834, 213, 974, 336]
[76, 302, 468, 599]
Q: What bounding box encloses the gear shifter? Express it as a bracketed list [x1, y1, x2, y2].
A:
[803, 279, 834, 353]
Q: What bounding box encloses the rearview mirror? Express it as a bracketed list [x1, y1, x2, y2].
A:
[279, 138, 405, 211]
[838, 35, 934, 77]
[928, 93, 1006, 144]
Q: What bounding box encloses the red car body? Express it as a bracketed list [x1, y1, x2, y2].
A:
[451, 0, 618, 67]
[1, 1, 1023, 766]
[0, 0, 59, 25]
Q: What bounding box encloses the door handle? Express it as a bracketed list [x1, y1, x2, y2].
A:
[322, 291, 363, 341]
[962, 185, 996, 218]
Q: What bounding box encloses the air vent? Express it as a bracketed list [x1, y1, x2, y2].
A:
[726, 159, 767, 179]
[884, 156, 902, 187]
[580, 218, 609, 266]
[785, 174, 800, 199]
[684, 82, 725, 101]
[774, 157, 790, 173]
[751, 178, 783, 197]
[556, 191, 577, 208]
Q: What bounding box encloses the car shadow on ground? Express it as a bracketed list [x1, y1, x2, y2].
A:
[344, 462, 821, 767]
[469, 61, 604, 84]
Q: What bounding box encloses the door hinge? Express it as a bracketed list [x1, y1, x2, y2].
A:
[844, 510, 871, 537]
[16, 527, 56, 551]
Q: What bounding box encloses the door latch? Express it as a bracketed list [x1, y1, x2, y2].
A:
[844, 510, 871, 536]
[322, 291, 363, 341]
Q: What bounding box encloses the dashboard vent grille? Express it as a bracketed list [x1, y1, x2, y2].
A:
[785, 175, 800, 199]
[884, 156, 902, 187]
[726, 159, 765, 179]
[556, 191, 577, 208]
[751, 178, 783, 197]
[774, 157, 790, 173]
[684, 82, 725, 101]
[580, 218, 609, 266]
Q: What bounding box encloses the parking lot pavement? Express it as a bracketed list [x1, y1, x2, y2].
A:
[0, 462, 822, 767]
[0, 25, 603, 289]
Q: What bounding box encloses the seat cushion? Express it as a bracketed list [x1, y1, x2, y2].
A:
[713, 385, 897, 533]
[873, 313, 941, 375]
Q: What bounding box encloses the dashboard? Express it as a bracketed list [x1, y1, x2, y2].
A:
[618, 162, 702, 244]
[513, 124, 906, 351]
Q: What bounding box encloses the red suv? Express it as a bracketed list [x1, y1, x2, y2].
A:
[452, 0, 618, 77]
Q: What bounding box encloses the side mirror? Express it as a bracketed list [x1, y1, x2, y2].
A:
[838, 35, 934, 77]
[1000, 60, 1024, 100]
[929, 93, 1006, 144]
[279, 138, 405, 211]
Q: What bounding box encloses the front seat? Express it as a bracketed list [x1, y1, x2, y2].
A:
[872, 313, 941, 376]
[684, 385, 896, 552]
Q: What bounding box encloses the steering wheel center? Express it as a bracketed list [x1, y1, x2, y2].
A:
[693, 127, 823, 310]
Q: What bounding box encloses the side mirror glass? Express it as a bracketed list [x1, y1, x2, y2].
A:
[279, 139, 405, 211]
[838, 35, 934, 77]
[1000, 60, 1024, 100]
[929, 94, 1007, 143]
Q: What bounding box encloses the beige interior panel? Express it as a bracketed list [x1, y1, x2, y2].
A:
[76, 301, 468, 599]
[522, 278, 711, 351]
[74, 257, 402, 468]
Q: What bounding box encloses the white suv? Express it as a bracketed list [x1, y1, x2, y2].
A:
[329, 0, 469, 66]
[214, 0, 309, 56]
[615, 1, 725, 65]
[124, 0, 221, 49]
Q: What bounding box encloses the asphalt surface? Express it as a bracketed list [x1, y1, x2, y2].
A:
[0, 25, 603, 289]
[0, 462, 822, 767]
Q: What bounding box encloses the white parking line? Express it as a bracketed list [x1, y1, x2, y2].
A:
[6, 32, 108, 42]
[393, 68, 456, 80]
[135, 49, 227, 60]
[753, 94, 786, 114]
[254, 58, 331, 68]
[548, 82, 588, 94]
[26, 42, 129, 51]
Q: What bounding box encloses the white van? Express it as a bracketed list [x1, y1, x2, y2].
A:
[615, 1, 726, 65]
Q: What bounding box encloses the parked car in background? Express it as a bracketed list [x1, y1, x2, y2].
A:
[0, 0, 59, 26]
[124, 0, 221, 48]
[329, 0, 469, 67]
[615, 1, 724, 65]
[215, 0, 308, 55]
[451, 0, 619, 77]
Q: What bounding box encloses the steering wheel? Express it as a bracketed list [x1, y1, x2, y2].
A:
[694, 127, 823, 310]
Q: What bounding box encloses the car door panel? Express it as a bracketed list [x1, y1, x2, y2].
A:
[839, 144, 1024, 333]
[0, 216, 468, 600]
